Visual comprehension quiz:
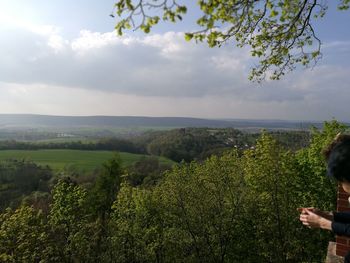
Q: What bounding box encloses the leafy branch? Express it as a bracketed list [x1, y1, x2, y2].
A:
[112, 0, 349, 82]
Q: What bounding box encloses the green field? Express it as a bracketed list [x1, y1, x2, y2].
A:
[0, 150, 174, 172]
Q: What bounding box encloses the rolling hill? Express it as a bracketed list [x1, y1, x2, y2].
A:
[0, 114, 337, 130]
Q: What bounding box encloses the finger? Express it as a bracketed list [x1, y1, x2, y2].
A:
[300, 218, 308, 223]
[300, 215, 308, 220]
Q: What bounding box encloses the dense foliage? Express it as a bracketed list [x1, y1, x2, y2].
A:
[0, 128, 310, 164]
[0, 160, 52, 211]
[0, 138, 143, 154]
[0, 121, 346, 262]
[146, 128, 243, 162]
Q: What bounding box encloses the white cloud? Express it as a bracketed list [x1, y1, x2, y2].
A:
[0, 18, 350, 121]
[1, 80, 349, 121]
[48, 34, 68, 52]
[71, 30, 120, 53]
[0, 24, 254, 97]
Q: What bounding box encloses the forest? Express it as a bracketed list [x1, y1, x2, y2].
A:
[0, 128, 310, 161]
[0, 120, 346, 262]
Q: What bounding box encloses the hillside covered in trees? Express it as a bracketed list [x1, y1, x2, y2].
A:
[0, 127, 311, 162]
[0, 120, 346, 262]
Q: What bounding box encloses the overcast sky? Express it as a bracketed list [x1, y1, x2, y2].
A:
[0, 0, 349, 121]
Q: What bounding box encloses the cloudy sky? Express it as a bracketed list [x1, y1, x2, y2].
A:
[0, 0, 349, 121]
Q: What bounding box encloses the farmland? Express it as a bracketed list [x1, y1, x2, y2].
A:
[0, 149, 174, 172]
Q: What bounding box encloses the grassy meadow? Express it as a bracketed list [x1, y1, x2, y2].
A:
[0, 149, 174, 172]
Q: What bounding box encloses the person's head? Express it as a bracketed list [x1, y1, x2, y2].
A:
[324, 134, 350, 193]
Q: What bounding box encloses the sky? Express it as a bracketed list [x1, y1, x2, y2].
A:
[0, 0, 349, 121]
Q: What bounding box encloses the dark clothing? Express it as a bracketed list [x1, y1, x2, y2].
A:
[331, 212, 350, 263]
[346, 251, 350, 263]
[332, 212, 350, 236]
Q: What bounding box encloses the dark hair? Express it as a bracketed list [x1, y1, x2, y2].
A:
[324, 134, 350, 182]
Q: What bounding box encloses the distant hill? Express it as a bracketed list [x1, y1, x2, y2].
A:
[0, 114, 234, 128]
[0, 114, 340, 130]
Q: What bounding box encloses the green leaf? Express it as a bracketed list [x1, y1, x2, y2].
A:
[184, 33, 194, 41]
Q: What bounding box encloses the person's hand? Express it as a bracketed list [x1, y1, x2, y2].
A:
[298, 207, 333, 220]
[299, 208, 332, 230]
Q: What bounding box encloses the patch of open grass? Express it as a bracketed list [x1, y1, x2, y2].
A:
[0, 149, 174, 172]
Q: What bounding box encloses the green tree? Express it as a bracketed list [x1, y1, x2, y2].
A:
[295, 120, 347, 210]
[240, 122, 348, 262]
[290, 121, 348, 261]
[155, 152, 247, 262]
[0, 159, 52, 211]
[126, 156, 171, 187]
[242, 132, 324, 262]
[85, 155, 125, 261]
[109, 151, 249, 263]
[48, 178, 90, 262]
[0, 206, 49, 263]
[88, 154, 124, 219]
[113, 0, 349, 81]
[110, 183, 164, 262]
